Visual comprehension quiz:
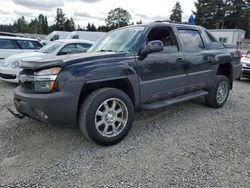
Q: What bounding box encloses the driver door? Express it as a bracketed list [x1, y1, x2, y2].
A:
[135, 26, 188, 104]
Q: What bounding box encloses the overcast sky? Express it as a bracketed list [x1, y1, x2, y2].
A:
[0, 0, 197, 27]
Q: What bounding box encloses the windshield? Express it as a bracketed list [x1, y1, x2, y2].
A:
[89, 26, 144, 52]
[39, 41, 62, 54]
[44, 32, 55, 40]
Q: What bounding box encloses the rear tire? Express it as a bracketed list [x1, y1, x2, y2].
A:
[205, 75, 230, 108]
[78, 88, 134, 146]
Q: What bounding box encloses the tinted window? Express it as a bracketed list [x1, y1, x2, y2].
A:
[16, 40, 41, 49]
[32, 41, 43, 48]
[72, 35, 79, 39]
[0, 39, 18, 49]
[179, 30, 205, 52]
[51, 35, 59, 41]
[147, 27, 178, 53]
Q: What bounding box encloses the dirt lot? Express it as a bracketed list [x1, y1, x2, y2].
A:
[0, 79, 249, 187]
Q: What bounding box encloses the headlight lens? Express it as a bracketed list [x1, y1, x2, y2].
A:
[33, 67, 61, 92]
[34, 67, 61, 76]
[11, 60, 21, 68]
[19, 67, 62, 93]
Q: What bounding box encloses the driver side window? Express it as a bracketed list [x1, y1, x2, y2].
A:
[147, 27, 179, 53]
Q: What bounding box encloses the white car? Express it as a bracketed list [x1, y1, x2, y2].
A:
[0, 36, 43, 64]
[240, 51, 250, 79]
[0, 39, 94, 83]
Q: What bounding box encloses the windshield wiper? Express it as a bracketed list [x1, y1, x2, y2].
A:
[98, 50, 115, 52]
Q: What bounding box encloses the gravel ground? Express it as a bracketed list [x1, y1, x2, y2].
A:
[0, 79, 249, 188]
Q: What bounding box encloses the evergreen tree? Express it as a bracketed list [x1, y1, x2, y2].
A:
[55, 8, 66, 30]
[169, 2, 183, 22]
[194, 0, 250, 37]
[64, 18, 75, 31]
[91, 23, 97, 31]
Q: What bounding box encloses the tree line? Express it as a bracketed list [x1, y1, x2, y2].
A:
[0, 7, 136, 34]
[168, 0, 250, 37]
[0, 1, 249, 37]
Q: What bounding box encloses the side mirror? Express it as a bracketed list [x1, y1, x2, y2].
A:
[141, 40, 164, 55]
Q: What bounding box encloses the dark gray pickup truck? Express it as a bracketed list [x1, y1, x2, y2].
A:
[13, 21, 242, 146]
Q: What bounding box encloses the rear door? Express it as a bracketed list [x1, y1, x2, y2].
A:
[178, 28, 213, 92]
[0, 39, 21, 63]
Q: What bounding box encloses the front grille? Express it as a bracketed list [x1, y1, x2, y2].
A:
[0, 73, 16, 79]
[19, 69, 35, 91]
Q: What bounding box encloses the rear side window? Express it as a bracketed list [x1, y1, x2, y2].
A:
[16, 40, 42, 49]
[72, 35, 79, 39]
[178, 29, 205, 52]
[0, 39, 18, 49]
[51, 35, 59, 41]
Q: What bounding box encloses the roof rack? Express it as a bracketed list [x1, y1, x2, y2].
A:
[154, 20, 193, 25]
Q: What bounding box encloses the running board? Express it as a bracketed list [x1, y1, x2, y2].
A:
[141, 90, 208, 110]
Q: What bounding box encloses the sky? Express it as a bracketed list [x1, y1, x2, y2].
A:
[0, 0, 197, 27]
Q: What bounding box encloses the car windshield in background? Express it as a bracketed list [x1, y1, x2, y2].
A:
[89, 26, 144, 53]
[39, 42, 62, 54]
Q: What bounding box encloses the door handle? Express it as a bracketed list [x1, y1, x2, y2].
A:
[176, 58, 189, 69]
[176, 58, 184, 63]
[203, 56, 211, 62]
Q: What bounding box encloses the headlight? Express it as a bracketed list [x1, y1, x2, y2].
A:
[34, 67, 61, 76]
[19, 67, 62, 93]
[11, 60, 22, 68]
[33, 67, 61, 92]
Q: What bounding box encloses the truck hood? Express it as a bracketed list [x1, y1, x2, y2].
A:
[20, 52, 129, 71]
[3, 52, 52, 67]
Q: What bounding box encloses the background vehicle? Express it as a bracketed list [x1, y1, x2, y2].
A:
[66, 31, 106, 42]
[240, 50, 250, 79]
[41, 31, 71, 45]
[0, 39, 94, 83]
[0, 36, 43, 64]
[14, 22, 242, 146]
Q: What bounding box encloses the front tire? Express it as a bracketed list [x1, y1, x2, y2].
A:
[205, 75, 230, 108]
[78, 88, 134, 146]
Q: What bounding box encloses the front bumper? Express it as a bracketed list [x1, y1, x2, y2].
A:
[0, 66, 20, 83]
[242, 67, 250, 78]
[13, 87, 79, 126]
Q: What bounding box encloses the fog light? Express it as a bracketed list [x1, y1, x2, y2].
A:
[35, 109, 48, 120]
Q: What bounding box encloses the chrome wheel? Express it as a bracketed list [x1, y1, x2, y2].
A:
[216, 81, 228, 104]
[95, 98, 128, 138]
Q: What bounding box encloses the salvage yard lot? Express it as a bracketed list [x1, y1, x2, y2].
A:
[0, 80, 249, 187]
